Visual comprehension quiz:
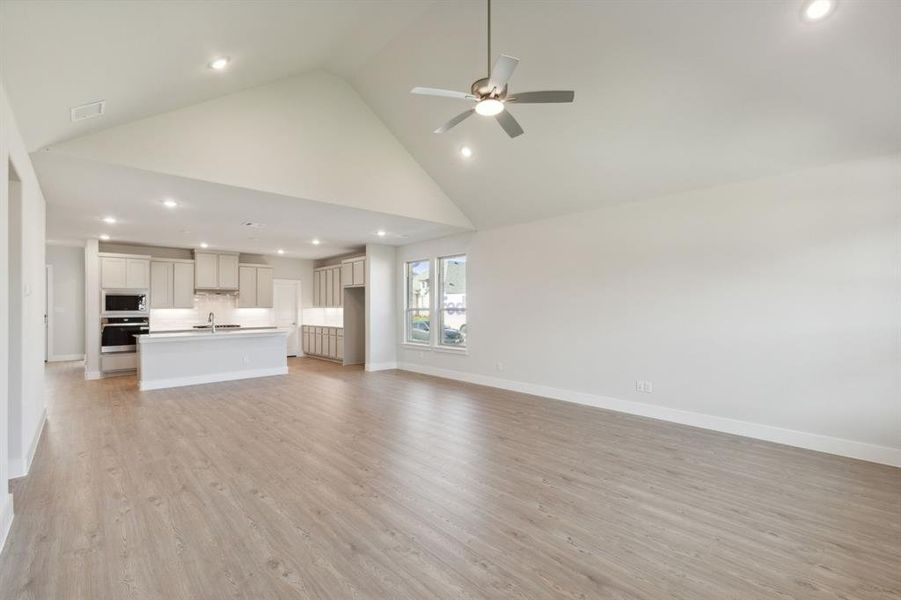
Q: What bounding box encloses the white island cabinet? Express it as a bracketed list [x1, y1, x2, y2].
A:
[136, 329, 288, 391]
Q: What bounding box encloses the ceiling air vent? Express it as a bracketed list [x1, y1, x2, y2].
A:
[70, 100, 105, 122]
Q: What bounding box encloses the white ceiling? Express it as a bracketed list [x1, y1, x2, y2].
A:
[0, 0, 436, 151]
[38, 151, 464, 258]
[350, 0, 901, 228]
[3, 0, 900, 240]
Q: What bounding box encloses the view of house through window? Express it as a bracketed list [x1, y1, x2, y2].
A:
[405, 259, 431, 344]
[439, 255, 466, 347]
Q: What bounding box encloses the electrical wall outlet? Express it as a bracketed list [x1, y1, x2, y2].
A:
[636, 380, 653, 393]
[243, 355, 250, 365]
[496, 362, 504, 372]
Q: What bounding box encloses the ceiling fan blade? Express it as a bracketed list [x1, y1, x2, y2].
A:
[510, 90, 575, 103]
[487, 54, 519, 93]
[411, 87, 475, 100]
[495, 109, 524, 138]
[434, 109, 475, 134]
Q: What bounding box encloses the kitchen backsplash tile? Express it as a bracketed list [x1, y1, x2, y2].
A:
[151, 294, 274, 331]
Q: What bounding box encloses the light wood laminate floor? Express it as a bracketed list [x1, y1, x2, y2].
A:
[1, 359, 899, 599]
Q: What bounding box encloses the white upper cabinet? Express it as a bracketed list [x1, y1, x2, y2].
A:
[126, 258, 150, 289]
[218, 254, 239, 289]
[238, 266, 257, 307]
[151, 260, 195, 309]
[333, 265, 342, 307]
[237, 264, 273, 308]
[194, 251, 239, 290]
[256, 267, 273, 308]
[340, 257, 366, 288]
[150, 261, 172, 308]
[194, 252, 218, 289]
[312, 264, 345, 307]
[172, 262, 195, 308]
[101, 256, 127, 289]
[101, 254, 150, 289]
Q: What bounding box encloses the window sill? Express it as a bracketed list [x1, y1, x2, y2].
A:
[400, 343, 468, 356]
[433, 346, 468, 356]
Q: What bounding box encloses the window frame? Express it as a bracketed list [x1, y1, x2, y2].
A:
[404, 258, 432, 346]
[437, 254, 467, 350]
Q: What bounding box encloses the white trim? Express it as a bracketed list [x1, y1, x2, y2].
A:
[9, 408, 47, 479]
[45, 264, 53, 362]
[397, 362, 901, 468]
[48, 353, 84, 363]
[365, 362, 398, 372]
[0, 494, 13, 555]
[139, 366, 288, 391]
[84, 370, 102, 380]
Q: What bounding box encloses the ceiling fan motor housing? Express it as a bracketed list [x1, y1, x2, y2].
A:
[472, 77, 507, 100]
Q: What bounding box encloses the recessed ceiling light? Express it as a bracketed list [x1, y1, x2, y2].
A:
[209, 57, 230, 71]
[802, 0, 836, 21]
[200, 242, 209, 248]
[460, 146, 473, 158]
[163, 199, 178, 208]
[99, 234, 110, 240]
[376, 230, 387, 237]
[312, 239, 321, 245]
[277, 249, 285, 254]
[475, 98, 504, 116]
[102, 216, 116, 224]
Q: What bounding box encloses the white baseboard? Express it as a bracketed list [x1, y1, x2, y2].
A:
[365, 362, 398, 372]
[397, 362, 901, 468]
[84, 370, 101, 380]
[0, 493, 13, 555]
[48, 353, 84, 363]
[139, 366, 289, 391]
[8, 408, 48, 479]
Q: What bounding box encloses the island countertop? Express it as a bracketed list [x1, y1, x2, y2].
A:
[136, 328, 288, 343]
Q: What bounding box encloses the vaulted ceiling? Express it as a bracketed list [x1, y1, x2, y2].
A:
[2, 0, 899, 248]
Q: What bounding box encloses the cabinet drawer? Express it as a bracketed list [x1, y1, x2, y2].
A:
[101, 353, 137, 372]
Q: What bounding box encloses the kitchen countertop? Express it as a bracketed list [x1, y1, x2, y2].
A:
[149, 326, 279, 334]
[137, 328, 288, 343]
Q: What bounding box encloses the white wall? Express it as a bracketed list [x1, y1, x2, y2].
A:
[1, 78, 48, 548]
[366, 244, 397, 370]
[51, 71, 472, 229]
[396, 154, 901, 466]
[46, 244, 85, 360]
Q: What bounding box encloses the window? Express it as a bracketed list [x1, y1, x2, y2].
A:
[405, 259, 431, 344]
[438, 255, 466, 347]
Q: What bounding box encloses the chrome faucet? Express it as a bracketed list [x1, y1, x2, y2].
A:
[208, 312, 216, 333]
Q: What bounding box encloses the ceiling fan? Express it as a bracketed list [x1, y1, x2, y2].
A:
[410, 0, 574, 138]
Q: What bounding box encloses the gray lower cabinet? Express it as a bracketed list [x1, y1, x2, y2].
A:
[302, 325, 343, 362]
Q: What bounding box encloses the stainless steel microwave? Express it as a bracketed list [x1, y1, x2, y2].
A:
[101, 289, 149, 317]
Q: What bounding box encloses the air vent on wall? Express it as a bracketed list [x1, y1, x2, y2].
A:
[70, 100, 105, 122]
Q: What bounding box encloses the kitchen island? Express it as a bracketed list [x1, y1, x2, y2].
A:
[136, 328, 289, 391]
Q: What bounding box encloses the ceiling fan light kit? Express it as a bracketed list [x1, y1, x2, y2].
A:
[410, 0, 574, 139]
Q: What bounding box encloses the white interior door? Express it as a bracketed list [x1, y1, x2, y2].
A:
[273, 280, 300, 356]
